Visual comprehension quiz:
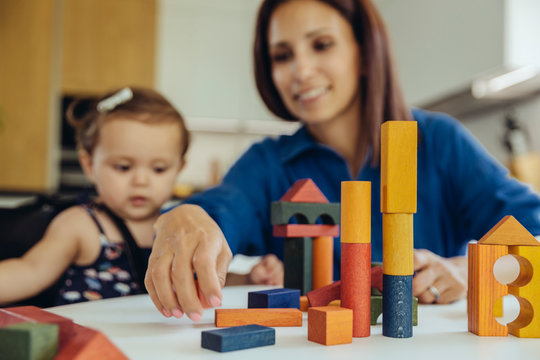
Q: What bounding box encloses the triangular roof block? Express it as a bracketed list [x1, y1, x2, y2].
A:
[280, 178, 328, 203]
[478, 215, 540, 246]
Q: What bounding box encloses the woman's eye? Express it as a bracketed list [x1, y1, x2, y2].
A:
[114, 164, 130, 172]
[271, 50, 292, 63]
[314, 39, 334, 51]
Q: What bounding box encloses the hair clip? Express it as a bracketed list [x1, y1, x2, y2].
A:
[97, 87, 134, 113]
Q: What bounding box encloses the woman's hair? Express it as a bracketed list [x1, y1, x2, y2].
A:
[66, 87, 190, 160]
[253, 0, 411, 165]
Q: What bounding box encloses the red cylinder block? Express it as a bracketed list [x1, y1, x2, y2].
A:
[341, 242, 371, 337]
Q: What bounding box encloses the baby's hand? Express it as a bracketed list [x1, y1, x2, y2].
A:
[248, 254, 284, 286]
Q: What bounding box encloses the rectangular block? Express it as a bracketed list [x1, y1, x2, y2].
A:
[341, 181, 371, 244]
[284, 237, 312, 295]
[306, 281, 341, 307]
[201, 325, 275, 352]
[467, 243, 508, 336]
[248, 288, 300, 309]
[308, 306, 353, 345]
[274, 224, 339, 238]
[0, 322, 58, 360]
[382, 213, 414, 275]
[380, 120, 417, 213]
[383, 274, 413, 338]
[215, 309, 302, 327]
[271, 201, 340, 225]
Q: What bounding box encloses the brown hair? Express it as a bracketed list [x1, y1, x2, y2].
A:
[253, 0, 411, 165]
[66, 87, 190, 160]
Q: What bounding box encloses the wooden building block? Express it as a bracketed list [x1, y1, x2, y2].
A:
[201, 325, 275, 352]
[273, 224, 339, 238]
[478, 215, 540, 246]
[215, 309, 302, 327]
[306, 281, 341, 307]
[380, 120, 417, 213]
[467, 243, 508, 336]
[382, 213, 414, 276]
[370, 296, 418, 326]
[300, 296, 309, 312]
[280, 179, 329, 203]
[284, 237, 312, 295]
[383, 274, 413, 338]
[248, 288, 300, 309]
[0, 322, 58, 360]
[507, 245, 540, 338]
[371, 265, 383, 292]
[308, 306, 353, 346]
[341, 242, 371, 337]
[54, 323, 128, 360]
[0, 306, 74, 350]
[312, 236, 334, 289]
[340, 181, 371, 244]
[271, 201, 340, 225]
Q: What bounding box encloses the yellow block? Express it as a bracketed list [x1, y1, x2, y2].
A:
[380, 121, 417, 213]
[341, 181, 371, 244]
[383, 213, 413, 275]
[508, 245, 540, 338]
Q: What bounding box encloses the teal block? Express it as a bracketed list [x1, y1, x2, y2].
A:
[271, 202, 340, 225]
[0, 322, 58, 360]
[284, 237, 312, 295]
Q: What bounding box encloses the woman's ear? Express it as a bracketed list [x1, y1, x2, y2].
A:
[78, 149, 96, 184]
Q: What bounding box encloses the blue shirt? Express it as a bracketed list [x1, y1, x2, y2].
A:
[185, 109, 540, 279]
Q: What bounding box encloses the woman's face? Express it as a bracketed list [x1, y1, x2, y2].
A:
[268, 0, 362, 126]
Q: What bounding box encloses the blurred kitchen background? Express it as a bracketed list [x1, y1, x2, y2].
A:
[1, 0, 540, 207]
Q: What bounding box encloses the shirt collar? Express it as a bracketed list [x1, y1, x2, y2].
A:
[279, 125, 321, 163]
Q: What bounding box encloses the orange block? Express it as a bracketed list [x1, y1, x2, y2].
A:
[340, 181, 371, 244]
[273, 224, 339, 237]
[382, 213, 414, 275]
[280, 178, 329, 203]
[308, 306, 353, 346]
[468, 243, 508, 336]
[508, 245, 540, 338]
[312, 236, 334, 289]
[478, 216, 540, 246]
[215, 308, 302, 327]
[341, 242, 371, 337]
[300, 296, 309, 312]
[380, 120, 417, 213]
[55, 323, 128, 360]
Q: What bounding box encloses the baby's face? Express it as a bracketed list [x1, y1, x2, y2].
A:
[87, 118, 184, 221]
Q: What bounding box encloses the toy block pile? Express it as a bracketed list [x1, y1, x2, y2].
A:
[0, 306, 127, 360]
[468, 215, 540, 338]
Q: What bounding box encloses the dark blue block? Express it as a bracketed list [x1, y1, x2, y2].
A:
[201, 325, 275, 352]
[382, 274, 413, 338]
[248, 288, 301, 309]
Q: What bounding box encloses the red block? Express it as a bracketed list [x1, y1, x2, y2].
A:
[341, 243, 371, 337]
[371, 265, 383, 292]
[273, 224, 339, 237]
[306, 281, 341, 307]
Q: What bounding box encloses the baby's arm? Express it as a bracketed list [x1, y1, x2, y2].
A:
[0, 207, 85, 305]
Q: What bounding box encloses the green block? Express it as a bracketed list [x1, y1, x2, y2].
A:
[0, 322, 58, 360]
[284, 237, 312, 295]
[370, 295, 418, 326]
[271, 202, 340, 225]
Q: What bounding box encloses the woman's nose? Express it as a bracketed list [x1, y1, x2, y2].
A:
[292, 52, 315, 81]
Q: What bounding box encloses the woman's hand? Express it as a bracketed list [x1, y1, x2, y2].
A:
[248, 254, 284, 286]
[413, 249, 467, 304]
[145, 204, 232, 321]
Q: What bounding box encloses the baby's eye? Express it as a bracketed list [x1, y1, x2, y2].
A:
[153, 166, 168, 174]
[114, 164, 131, 172]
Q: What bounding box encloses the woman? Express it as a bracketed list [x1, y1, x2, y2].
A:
[145, 0, 540, 322]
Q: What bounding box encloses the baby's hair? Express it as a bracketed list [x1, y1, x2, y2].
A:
[66, 87, 190, 160]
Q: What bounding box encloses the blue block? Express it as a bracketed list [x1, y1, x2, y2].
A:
[201, 325, 275, 352]
[382, 274, 413, 338]
[248, 288, 301, 309]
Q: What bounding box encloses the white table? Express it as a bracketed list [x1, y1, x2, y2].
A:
[47, 286, 538, 360]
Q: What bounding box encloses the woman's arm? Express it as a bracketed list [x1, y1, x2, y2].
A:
[0, 207, 84, 305]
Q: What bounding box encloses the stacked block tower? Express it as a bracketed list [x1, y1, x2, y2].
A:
[380, 120, 418, 338]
